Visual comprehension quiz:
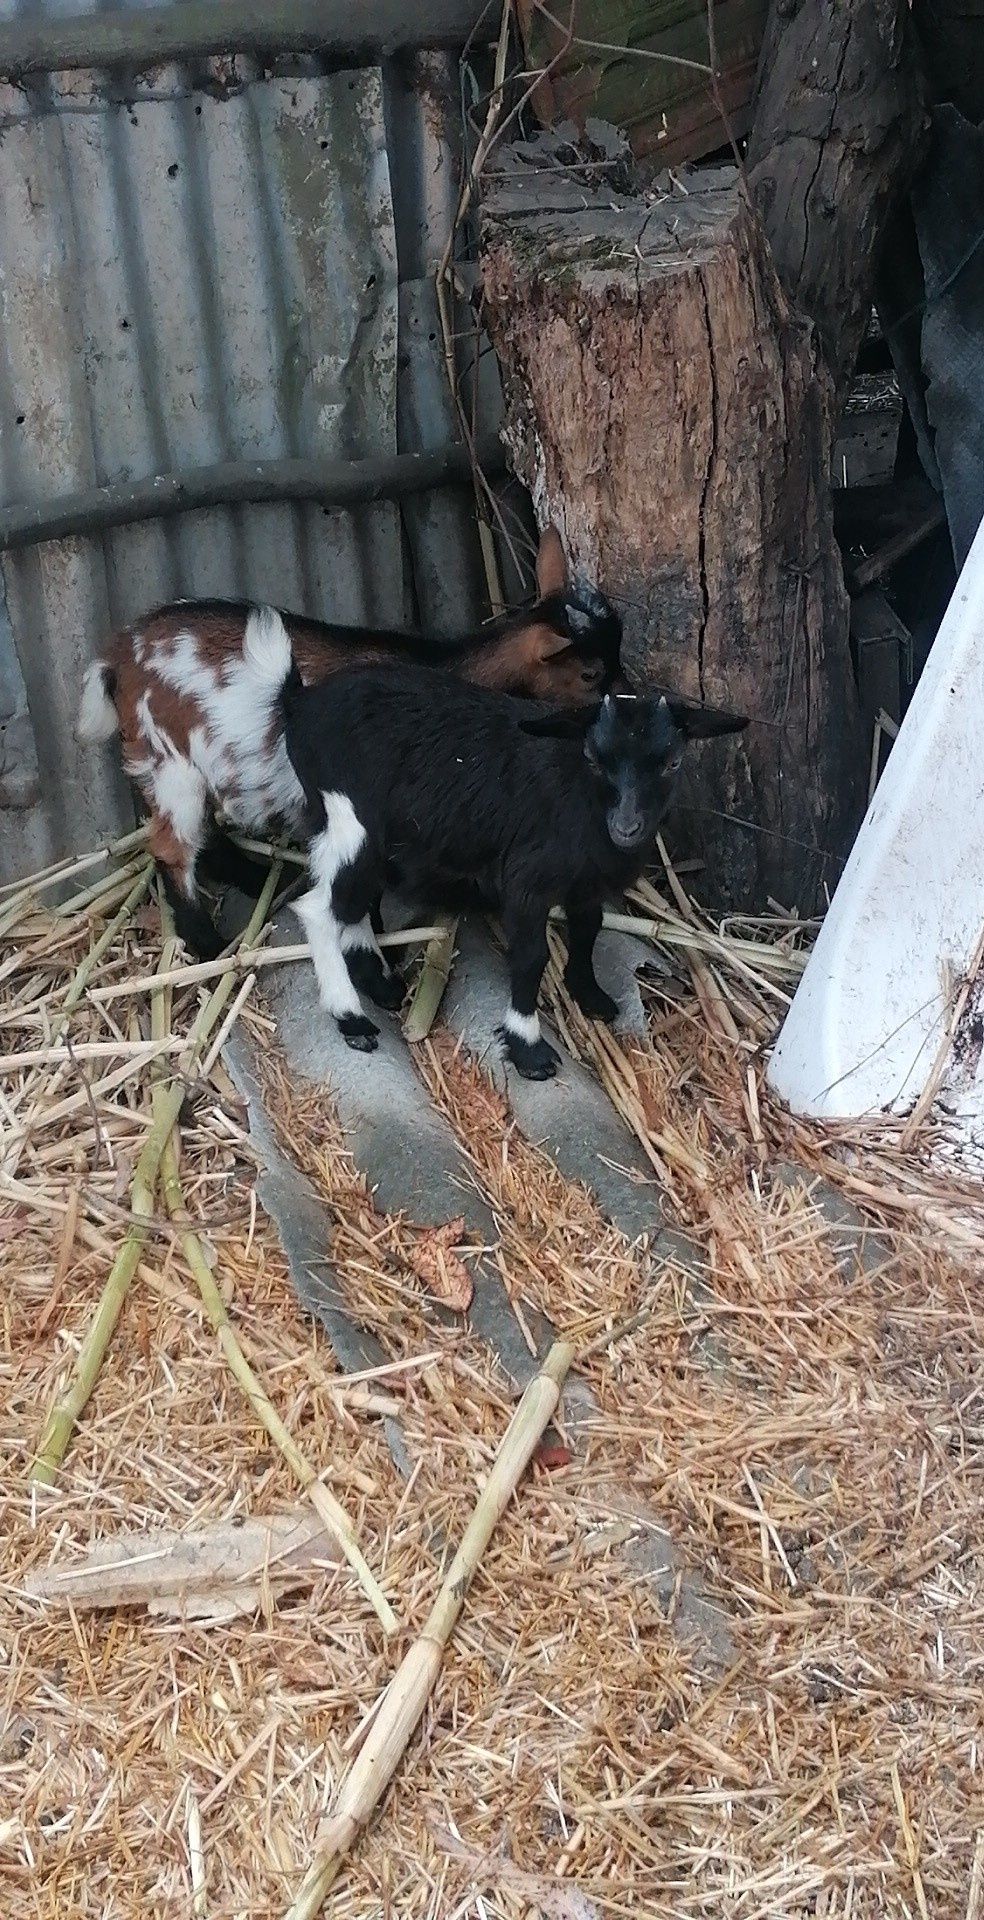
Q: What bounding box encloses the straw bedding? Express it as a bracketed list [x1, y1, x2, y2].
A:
[1, 842, 981, 1918]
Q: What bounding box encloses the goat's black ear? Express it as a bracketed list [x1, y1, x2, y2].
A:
[667, 700, 749, 741]
[518, 702, 600, 740]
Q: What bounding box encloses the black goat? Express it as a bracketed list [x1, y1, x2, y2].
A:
[265, 618, 747, 1077]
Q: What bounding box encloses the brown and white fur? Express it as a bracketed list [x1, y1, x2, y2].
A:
[77, 528, 624, 956]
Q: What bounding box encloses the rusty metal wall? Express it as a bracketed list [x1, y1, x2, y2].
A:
[0, 13, 500, 882]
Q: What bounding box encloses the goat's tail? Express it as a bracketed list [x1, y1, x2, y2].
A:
[242, 603, 294, 690]
[77, 661, 119, 743]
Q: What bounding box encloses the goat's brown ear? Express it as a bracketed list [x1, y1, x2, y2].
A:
[535, 631, 577, 663]
[535, 524, 569, 599]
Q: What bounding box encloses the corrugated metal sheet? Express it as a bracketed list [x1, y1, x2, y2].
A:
[0, 12, 503, 881]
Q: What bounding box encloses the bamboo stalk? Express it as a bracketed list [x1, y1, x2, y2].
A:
[0, 824, 147, 913]
[157, 1125, 397, 1637]
[0, 1035, 183, 1073]
[285, 1338, 574, 1920]
[53, 863, 154, 1039]
[53, 854, 149, 920]
[31, 868, 282, 1485]
[228, 832, 306, 868]
[403, 915, 458, 1043]
[86, 927, 448, 1004]
[31, 927, 179, 1484]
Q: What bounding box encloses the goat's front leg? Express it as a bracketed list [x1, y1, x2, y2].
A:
[500, 900, 559, 1080]
[563, 893, 618, 1023]
[293, 795, 380, 1050]
[146, 784, 223, 961]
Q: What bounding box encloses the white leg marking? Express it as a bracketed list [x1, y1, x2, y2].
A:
[293, 795, 370, 1020]
[294, 890, 364, 1021]
[312, 791, 366, 877]
[504, 1007, 542, 1046]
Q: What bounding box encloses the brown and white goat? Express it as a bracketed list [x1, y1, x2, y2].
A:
[77, 527, 624, 956]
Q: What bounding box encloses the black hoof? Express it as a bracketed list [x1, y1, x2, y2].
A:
[566, 973, 619, 1024]
[337, 1014, 379, 1053]
[500, 1030, 560, 1081]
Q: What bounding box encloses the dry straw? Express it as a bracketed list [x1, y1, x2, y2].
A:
[27, 863, 397, 1636]
[3, 820, 981, 1917]
[286, 1340, 574, 1919]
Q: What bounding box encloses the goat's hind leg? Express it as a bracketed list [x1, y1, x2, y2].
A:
[563, 892, 618, 1022]
[341, 892, 405, 1011]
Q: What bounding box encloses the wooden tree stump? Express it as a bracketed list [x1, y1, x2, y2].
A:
[480, 149, 865, 910]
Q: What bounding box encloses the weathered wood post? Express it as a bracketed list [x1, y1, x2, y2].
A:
[481, 151, 862, 909]
[480, 6, 922, 911]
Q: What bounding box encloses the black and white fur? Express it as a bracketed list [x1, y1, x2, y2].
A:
[258, 617, 747, 1078]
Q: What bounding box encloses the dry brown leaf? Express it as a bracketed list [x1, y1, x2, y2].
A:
[405, 1215, 473, 1311]
[430, 1825, 600, 1919]
[23, 1509, 340, 1624]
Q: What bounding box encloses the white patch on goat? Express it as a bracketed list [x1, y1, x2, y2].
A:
[313, 791, 366, 874]
[293, 792, 368, 1019]
[152, 757, 209, 897]
[151, 617, 305, 834]
[135, 690, 176, 761]
[503, 1007, 542, 1046]
[77, 663, 119, 742]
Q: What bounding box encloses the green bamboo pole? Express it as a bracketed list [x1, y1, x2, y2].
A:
[50, 861, 154, 1044]
[32, 869, 282, 1485]
[402, 914, 458, 1043]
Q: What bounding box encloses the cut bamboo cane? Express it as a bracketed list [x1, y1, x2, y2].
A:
[54, 860, 154, 1036]
[0, 824, 148, 920]
[31, 869, 282, 1485]
[31, 926, 178, 1484]
[53, 855, 149, 920]
[86, 927, 447, 1004]
[403, 915, 458, 1043]
[285, 1339, 574, 1920]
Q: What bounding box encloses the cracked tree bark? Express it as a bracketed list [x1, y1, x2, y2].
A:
[481, 161, 864, 910]
[747, 0, 924, 403]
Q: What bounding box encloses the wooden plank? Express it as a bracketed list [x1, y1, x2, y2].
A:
[0, 438, 504, 554]
[517, 0, 767, 168]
